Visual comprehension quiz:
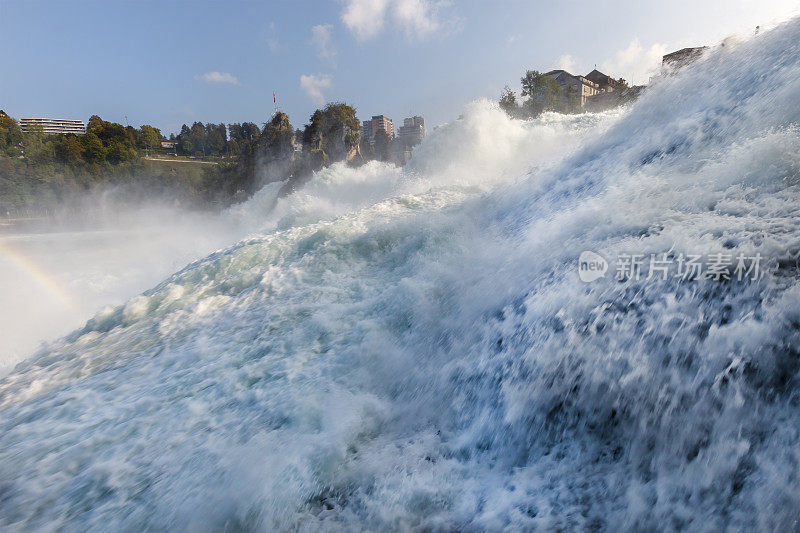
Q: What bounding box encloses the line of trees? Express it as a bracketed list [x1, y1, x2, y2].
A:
[0, 102, 367, 213]
[0, 112, 165, 167]
[0, 110, 241, 212]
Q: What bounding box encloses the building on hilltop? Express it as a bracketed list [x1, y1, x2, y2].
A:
[662, 47, 708, 69]
[361, 115, 394, 145]
[584, 69, 623, 93]
[397, 116, 426, 147]
[19, 117, 86, 135]
[545, 70, 602, 107]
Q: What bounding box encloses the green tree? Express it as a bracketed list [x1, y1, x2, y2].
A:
[82, 132, 107, 163]
[139, 125, 162, 151]
[177, 124, 194, 155]
[227, 138, 240, 156]
[106, 139, 135, 164]
[54, 135, 84, 165]
[206, 123, 227, 156]
[520, 70, 564, 116]
[190, 122, 207, 156]
[21, 124, 53, 165]
[0, 111, 23, 156]
[499, 86, 519, 117]
[520, 70, 545, 100]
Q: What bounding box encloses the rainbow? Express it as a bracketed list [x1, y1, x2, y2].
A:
[0, 237, 74, 309]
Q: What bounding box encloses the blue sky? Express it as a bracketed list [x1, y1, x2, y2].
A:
[1, 0, 797, 135]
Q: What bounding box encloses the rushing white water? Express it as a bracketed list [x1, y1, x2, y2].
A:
[2, 20, 800, 531]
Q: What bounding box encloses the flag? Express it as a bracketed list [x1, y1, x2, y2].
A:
[273, 92, 276, 104]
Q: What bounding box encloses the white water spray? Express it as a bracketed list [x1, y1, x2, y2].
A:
[1, 19, 800, 531]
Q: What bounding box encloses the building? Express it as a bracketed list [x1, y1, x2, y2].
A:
[545, 70, 602, 107]
[662, 47, 708, 68]
[584, 69, 622, 93]
[361, 115, 394, 145]
[397, 116, 426, 147]
[161, 141, 177, 150]
[19, 117, 85, 135]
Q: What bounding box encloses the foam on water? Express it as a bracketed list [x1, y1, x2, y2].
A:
[2, 20, 800, 531]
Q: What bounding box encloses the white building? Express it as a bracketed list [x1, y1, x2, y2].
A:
[19, 117, 86, 135]
[397, 116, 426, 146]
[544, 70, 601, 107]
[361, 115, 394, 145]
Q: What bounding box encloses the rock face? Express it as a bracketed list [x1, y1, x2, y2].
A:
[302, 104, 361, 164]
[255, 112, 296, 185]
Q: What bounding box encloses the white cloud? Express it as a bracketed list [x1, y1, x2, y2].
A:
[341, 0, 447, 40]
[300, 73, 332, 106]
[556, 54, 579, 74]
[601, 39, 668, 85]
[342, 0, 389, 40]
[392, 0, 441, 37]
[311, 23, 337, 65]
[194, 71, 240, 85]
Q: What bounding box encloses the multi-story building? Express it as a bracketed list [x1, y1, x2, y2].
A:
[397, 116, 426, 147]
[584, 69, 622, 93]
[545, 70, 602, 107]
[361, 115, 394, 145]
[19, 117, 86, 135]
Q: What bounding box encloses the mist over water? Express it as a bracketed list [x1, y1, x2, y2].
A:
[2, 19, 800, 531]
[0, 204, 247, 375]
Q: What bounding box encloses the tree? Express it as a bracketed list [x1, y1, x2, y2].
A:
[0, 111, 23, 156]
[520, 70, 545, 99]
[540, 78, 563, 113]
[21, 124, 52, 165]
[499, 86, 519, 117]
[54, 135, 84, 165]
[190, 122, 207, 156]
[207, 123, 227, 156]
[86, 115, 138, 162]
[520, 70, 564, 116]
[106, 139, 135, 164]
[177, 124, 194, 155]
[564, 84, 579, 113]
[139, 125, 162, 151]
[82, 132, 107, 163]
[227, 138, 240, 156]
